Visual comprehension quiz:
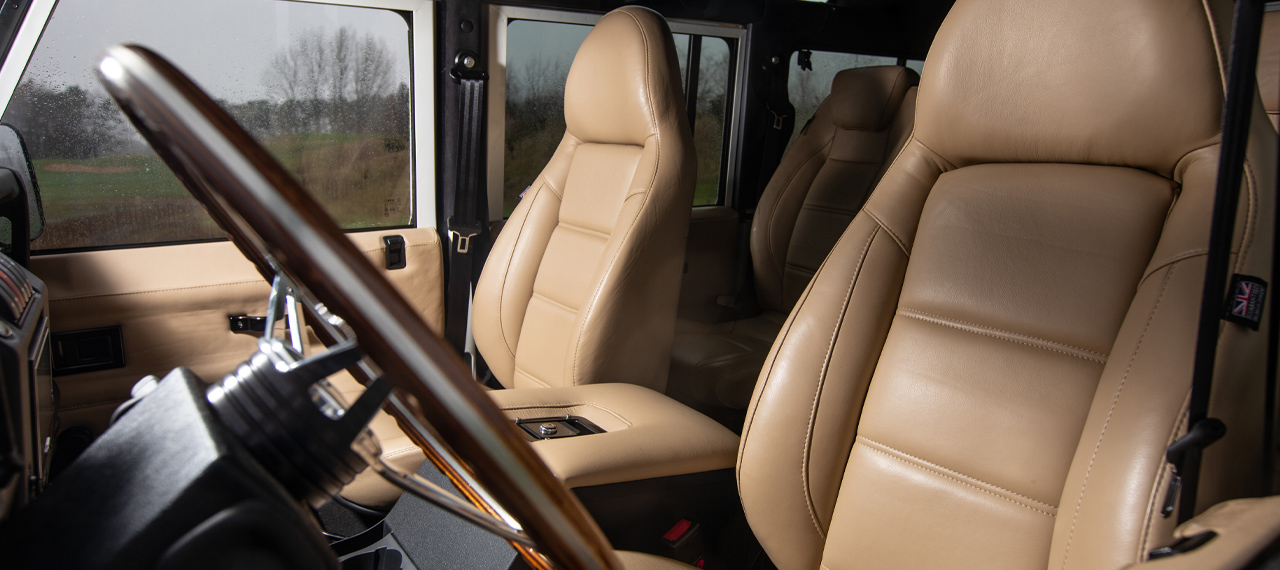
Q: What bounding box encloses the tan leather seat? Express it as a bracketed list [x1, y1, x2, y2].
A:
[667, 65, 917, 419]
[622, 0, 1275, 567]
[337, 6, 693, 508]
[1259, 10, 1280, 128]
[473, 6, 695, 391]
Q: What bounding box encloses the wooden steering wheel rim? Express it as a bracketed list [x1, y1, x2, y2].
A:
[96, 44, 620, 570]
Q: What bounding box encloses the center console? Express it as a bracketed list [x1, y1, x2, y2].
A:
[488, 383, 739, 489]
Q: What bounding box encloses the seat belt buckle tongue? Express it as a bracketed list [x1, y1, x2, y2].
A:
[661, 519, 707, 567]
[447, 216, 482, 255]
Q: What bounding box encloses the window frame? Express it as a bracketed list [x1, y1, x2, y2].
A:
[0, 0, 438, 254]
[486, 5, 749, 218]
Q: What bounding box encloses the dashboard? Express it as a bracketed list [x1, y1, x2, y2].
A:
[0, 250, 50, 525]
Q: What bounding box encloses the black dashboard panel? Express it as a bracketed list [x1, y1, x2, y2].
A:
[0, 251, 51, 524]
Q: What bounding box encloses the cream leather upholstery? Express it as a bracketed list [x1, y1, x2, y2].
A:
[488, 384, 738, 488]
[474, 6, 695, 391]
[1122, 497, 1280, 570]
[1261, 11, 1280, 129]
[621, 0, 1275, 568]
[734, 0, 1274, 568]
[668, 66, 917, 416]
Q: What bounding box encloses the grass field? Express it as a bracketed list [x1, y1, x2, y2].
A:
[32, 132, 411, 250]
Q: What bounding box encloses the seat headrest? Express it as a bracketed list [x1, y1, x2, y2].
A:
[564, 6, 685, 146]
[915, 0, 1227, 176]
[827, 66, 920, 132]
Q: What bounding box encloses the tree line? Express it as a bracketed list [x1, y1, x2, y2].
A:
[2, 25, 409, 161]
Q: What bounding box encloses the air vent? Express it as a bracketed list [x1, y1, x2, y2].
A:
[0, 253, 32, 322]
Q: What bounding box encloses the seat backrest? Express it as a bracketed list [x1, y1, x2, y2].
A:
[751, 66, 918, 313]
[474, 7, 695, 391]
[1260, 10, 1280, 129]
[736, 1, 1276, 569]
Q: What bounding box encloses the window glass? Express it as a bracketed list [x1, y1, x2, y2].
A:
[682, 37, 731, 207]
[786, 51, 897, 151]
[503, 19, 589, 217]
[906, 59, 925, 76]
[503, 19, 734, 215]
[3, 0, 413, 251]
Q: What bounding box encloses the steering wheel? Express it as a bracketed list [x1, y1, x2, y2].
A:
[96, 44, 620, 570]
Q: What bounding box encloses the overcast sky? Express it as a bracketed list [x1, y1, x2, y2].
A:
[20, 0, 412, 102]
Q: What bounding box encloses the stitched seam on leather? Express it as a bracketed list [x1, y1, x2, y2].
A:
[558, 220, 611, 240]
[857, 439, 1056, 517]
[530, 291, 578, 314]
[1060, 263, 1176, 569]
[51, 279, 266, 302]
[1140, 249, 1208, 287]
[543, 172, 565, 199]
[354, 242, 437, 256]
[1138, 395, 1190, 560]
[910, 138, 958, 171]
[382, 446, 424, 459]
[822, 154, 884, 166]
[738, 262, 818, 492]
[784, 263, 816, 275]
[869, 67, 908, 132]
[495, 181, 550, 361]
[896, 309, 1109, 364]
[800, 226, 878, 539]
[1201, 0, 1227, 92]
[1236, 159, 1257, 272]
[513, 366, 551, 388]
[737, 216, 877, 497]
[499, 402, 633, 428]
[567, 11, 660, 387]
[859, 436, 1058, 513]
[862, 209, 908, 256]
[801, 202, 860, 217]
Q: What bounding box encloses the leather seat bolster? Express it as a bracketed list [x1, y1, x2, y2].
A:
[738, 209, 913, 569]
[489, 384, 739, 488]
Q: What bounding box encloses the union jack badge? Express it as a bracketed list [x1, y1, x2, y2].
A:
[1223, 274, 1267, 330]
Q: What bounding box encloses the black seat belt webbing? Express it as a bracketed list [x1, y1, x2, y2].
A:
[1168, 0, 1267, 524]
[444, 55, 489, 359]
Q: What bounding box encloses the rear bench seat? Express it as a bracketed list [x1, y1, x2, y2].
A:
[666, 65, 919, 428]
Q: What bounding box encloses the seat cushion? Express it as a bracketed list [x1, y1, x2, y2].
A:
[666, 312, 786, 423]
[616, 551, 696, 570]
[489, 383, 739, 488]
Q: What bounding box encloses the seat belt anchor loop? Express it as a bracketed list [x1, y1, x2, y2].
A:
[448, 216, 483, 255]
[1165, 417, 1227, 470]
[450, 51, 489, 83]
[768, 107, 788, 130]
